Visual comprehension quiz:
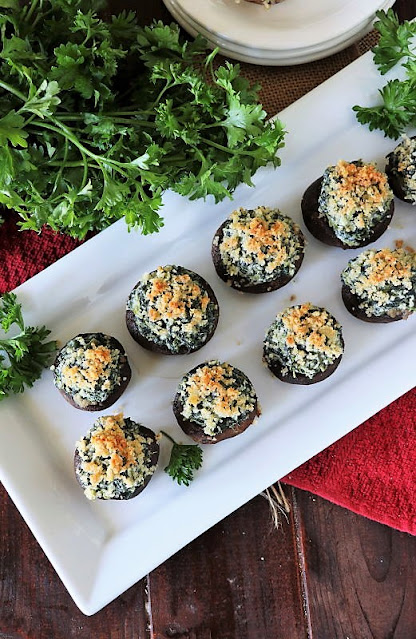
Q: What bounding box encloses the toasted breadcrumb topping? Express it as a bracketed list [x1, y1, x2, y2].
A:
[341, 248, 416, 318]
[387, 136, 416, 203]
[216, 207, 303, 286]
[127, 265, 218, 353]
[318, 160, 393, 246]
[178, 360, 257, 436]
[264, 303, 344, 379]
[75, 414, 157, 500]
[52, 334, 125, 408]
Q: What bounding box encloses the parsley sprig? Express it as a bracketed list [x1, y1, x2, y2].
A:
[161, 430, 203, 486]
[353, 9, 416, 138]
[0, 1, 285, 238]
[0, 293, 56, 400]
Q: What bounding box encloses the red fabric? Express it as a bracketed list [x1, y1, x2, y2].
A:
[1, 215, 415, 535]
[282, 389, 415, 534]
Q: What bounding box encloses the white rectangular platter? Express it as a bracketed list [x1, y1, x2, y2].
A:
[1, 50, 415, 615]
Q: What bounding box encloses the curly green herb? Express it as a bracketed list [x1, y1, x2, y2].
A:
[161, 430, 203, 486]
[0, 293, 56, 400]
[0, 0, 285, 238]
[353, 9, 416, 138]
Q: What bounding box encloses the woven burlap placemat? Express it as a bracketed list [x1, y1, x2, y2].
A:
[216, 31, 378, 116]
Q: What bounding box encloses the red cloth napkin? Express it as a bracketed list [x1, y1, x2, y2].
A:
[1, 215, 415, 535]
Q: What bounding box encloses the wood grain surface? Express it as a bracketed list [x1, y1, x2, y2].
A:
[1, 1, 416, 638]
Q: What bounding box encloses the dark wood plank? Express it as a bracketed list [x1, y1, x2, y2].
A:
[294, 489, 416, 639]
[0, 492, 150, 639]
[147, 493, 308, 639]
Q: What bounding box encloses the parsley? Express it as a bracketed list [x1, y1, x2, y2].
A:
[0, 293, 57, 400]
[160, 430, 203, 486]
[353, 9, 416, 138]
[0, 1, 285, 239]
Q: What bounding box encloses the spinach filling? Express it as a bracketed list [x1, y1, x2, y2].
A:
[127, 265, 218, 353]
[341, 248, 416, 317]
[217, 207, 304, 287]
[75, 416, 157, 500]
[318, 160, 393, 246]
[387, 137, 416, 202]
[178, 361, 257, 436]
[52, 333, 124, 407]
[263, 304, 343, 379]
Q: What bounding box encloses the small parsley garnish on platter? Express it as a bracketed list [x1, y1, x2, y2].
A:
[160, 430, 203, 486]
[0, 293, 56, 400]
[353, 9, 416, 138]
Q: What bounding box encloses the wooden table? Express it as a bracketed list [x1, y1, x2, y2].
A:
[1, 2, 415, 637]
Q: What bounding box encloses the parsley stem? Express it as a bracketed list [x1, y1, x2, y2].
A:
[25, 0, 40, 23]
[47, 161, 101, 170]
[201, 137, 256, 157]
[160, 430, 176, 445]
[0, 80, 26, 102]
[32, 119, 131, 174]
[80, 150, 89, 190]
[52, 137, 69, 195]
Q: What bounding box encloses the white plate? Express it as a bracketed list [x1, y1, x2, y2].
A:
[164, 0, 387, 65]
[175, 0, 389, 51]
[1, 50, 415, 616]
[164, 0, 394, 66]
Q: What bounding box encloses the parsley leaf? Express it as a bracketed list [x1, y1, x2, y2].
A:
[161, 430, 203, 486]
[0, 111, 28, 147]
[372, 9, 416, 74]
[353, 79, 416, 139]
[0, 293, 57, 401]
[0, 1, 286, 238]
[353, 9, 416, 138]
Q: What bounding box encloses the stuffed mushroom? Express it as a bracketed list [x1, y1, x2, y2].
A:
[341, 247, 416, 323]
[173, 360, 259, 444]
[74, 414, 159, 500]
[386, 136, 416, 204]
[212, 206, 305, 293]
[301, 160, 394, 249]
[52, 332, 131, 411]
[126, 265, 219, 355]
[263, 303, 344, 384]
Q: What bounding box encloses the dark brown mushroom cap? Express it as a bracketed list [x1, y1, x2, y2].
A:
[263, 350, 343, 385]
[341, 284, 406, 323]
[173, 393, 259, 444]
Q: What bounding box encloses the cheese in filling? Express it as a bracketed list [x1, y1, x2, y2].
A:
[178, 360, 258, 436]
[215, 206, 304, 287]
[75, 414, 157, 500]
[127, 265, 218, 353]
[318, 160, 393, 246]
[387, 136, 416, 203]
[341, 247, 416, 318]
[263, 303, 344, 378]
[52, 333, 125, 408]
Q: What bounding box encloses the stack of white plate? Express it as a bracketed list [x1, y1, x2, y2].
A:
[162, 0, 395, 66]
